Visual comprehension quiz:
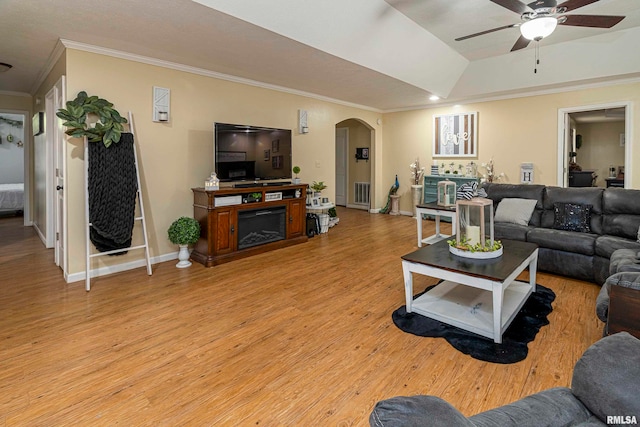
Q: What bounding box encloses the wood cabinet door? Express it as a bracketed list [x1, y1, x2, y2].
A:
[214, 208, 236, 254]
[288, 199, 304, 238]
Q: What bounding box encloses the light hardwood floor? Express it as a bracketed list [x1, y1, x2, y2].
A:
[0, 208, 603, 426]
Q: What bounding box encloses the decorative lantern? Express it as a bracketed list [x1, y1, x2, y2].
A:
[437, 179, 456, 207]
[456, 197, 494, 249]
[205, 172, 220, 191]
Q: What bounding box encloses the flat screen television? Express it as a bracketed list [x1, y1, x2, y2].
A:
[214, 122, 292, 185]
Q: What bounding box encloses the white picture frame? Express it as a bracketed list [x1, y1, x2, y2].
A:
[433, 112, 478, 158]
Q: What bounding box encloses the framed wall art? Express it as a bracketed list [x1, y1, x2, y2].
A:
[433, 112, 477, 158]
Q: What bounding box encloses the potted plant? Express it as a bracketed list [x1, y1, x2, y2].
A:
[292, 166, 301, 184]
[168, 216, 201, 268]
[310, 181, 327, 197]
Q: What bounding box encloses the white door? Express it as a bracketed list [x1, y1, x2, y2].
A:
[52, 76, 67, 274]
[335, 127, 348, 206]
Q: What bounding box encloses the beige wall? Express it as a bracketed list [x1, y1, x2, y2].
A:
[63, 49, 382, 275]
[383, 83, 639, 213]
[575, 121, 625, 187]
[0, 93, 31, 111]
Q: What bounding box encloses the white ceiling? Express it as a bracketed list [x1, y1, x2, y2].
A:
[1, 0, 640, 111]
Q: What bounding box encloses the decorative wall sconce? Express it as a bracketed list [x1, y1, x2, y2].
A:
[298, 109, 308, 134]
[153, 86, 170, 122]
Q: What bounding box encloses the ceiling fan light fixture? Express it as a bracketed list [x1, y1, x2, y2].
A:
[520, 17, 557, 40]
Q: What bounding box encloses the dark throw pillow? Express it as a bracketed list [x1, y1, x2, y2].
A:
[553, 202, 592, 233]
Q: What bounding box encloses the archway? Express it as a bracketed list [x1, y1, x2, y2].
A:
[335, 118, 374, 211]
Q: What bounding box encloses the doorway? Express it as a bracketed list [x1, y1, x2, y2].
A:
[335, 119, 373, 211]
[0, 110, 29, 225]
[557, 102, 632, 188]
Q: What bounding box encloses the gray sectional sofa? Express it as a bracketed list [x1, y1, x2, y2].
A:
[482, 183, 640, 284]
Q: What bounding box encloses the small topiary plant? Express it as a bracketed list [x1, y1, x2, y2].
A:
[292, 166, 301, 178]
[168, 217, 201, 246]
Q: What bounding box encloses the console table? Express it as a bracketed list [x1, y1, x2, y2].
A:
[423, 175, 479, 204]
[415, 202, 457, 247]
[191, 183, 308, 267]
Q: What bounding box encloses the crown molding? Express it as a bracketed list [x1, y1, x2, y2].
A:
[59, 39, 383, 113]
[30, 39, 66, 96]
[0, 90, 31, 98]
[384, 74, 640, 113]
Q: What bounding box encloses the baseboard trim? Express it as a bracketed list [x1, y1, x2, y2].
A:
[66, 251, 179, 284]
[346, 203, 369, 211]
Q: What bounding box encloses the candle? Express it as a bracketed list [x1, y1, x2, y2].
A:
[467, 225, 480, 247]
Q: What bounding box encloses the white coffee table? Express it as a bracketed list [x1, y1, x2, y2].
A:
[401, 239, 539, 344]
[415, 202, 457, 246]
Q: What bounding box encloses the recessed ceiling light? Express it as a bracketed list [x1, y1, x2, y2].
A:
[429, 95, 440, 101]
[0, 62, 12, 73]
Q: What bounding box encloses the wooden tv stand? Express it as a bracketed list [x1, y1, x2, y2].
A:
[191, 183, 308, 267]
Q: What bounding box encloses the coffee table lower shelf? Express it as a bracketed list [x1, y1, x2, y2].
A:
[411, 280, 533, 341]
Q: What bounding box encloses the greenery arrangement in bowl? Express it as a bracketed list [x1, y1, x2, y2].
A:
[168, 217, 201, 246]
[311, 181, 327, 193]
[447, 237, 503, 253]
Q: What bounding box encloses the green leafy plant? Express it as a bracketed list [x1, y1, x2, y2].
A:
[447, 237, 503, 253]
[292, 166, 301, 178]
[311, 181, 327, 192]
[168, 217, 201, 246]
[56, 91, 128, 148]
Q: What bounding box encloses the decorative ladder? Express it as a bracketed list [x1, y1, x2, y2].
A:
[84, 112, 152, 291]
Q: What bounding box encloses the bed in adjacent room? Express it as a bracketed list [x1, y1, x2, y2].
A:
[0, 183, 24, 214]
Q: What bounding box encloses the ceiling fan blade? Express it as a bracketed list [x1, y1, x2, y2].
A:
[511, 35, 531, 51]
[490, 0, 532, 15]
[560, 14, 625, 28]
[558, 0, 599, 13]
[455, 24, 517, 41]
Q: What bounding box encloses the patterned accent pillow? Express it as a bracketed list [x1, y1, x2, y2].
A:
[553, 202, 592, 233]
[456, 181, 478, 200]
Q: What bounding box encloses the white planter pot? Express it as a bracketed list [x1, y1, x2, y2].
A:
[176, 244, 192, 268]
[411, 185, 423, 218]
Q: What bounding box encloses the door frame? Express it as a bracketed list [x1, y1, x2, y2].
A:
[47, 76, 68, 277]
[0, 108, 31, 225]
[557, 101, 633, 188]
[335, 127, 348, 206]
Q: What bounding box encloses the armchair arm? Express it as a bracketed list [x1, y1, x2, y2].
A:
[596, 272, 640, 322]
[370, 395, 474, 427]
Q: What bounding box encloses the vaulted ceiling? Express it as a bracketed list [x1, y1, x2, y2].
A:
[1, 0, 639, 111]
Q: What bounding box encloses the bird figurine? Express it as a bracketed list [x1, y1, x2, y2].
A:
[380, 175, 399, 214]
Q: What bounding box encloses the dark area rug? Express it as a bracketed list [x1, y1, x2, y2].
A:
[392, 284, 555, 364]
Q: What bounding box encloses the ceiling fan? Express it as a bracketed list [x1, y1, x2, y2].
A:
[455, 0, 626, 52]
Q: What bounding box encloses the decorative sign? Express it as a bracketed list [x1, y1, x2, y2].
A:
[521, 163, 534, 184]
[433, 112, 477, 158]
